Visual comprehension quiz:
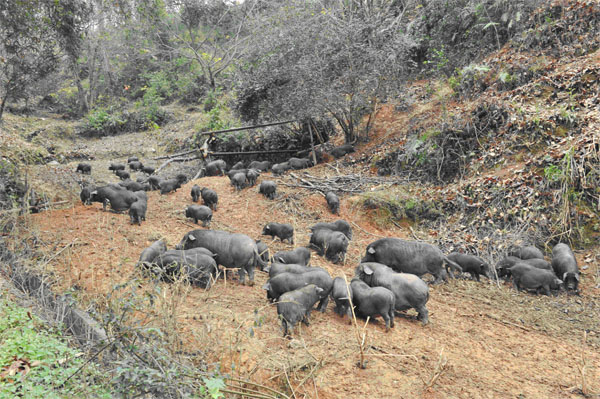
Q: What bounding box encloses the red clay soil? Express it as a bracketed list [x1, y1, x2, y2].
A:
[28, 168, 600, 399]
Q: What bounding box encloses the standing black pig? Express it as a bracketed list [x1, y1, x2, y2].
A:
[201, 187, 218, 210]
[309, 229, 348, 264]
[248, 160, 271, 171]
[262, 222, 294, 244]
[80, 186, 93, 205]
[231, 161, 245, 170]
[447, 252, 490, 281]
[277, 285, 324, 337]
[356, 262, 430, 325]
[246, 169, 260, 187]
[138, 239, 167, 273]
[231, 172, 246, 190]
[116, 170, 130, 180]
[127, 156, 139, 163]
[263, 269, 332, 311]
[204, 160, 227, 176]
[185, 205, 212, 226]
[265, 262, 324, 278]
[142, 166, 155, 175]
[288, 157, 311, 169]
[159, 178, 180, 195]
[76, 163, 91, 174]
[129, 161, 144, 171]
[330, 144, 355, 159]
[148, 176, 162, 190]
[177, 229, 266, 285]
[496, 256, 552, 278]
[272, 247, 311, 266]
[310, 220, 352, 240]
[331, 277, 352, 323]
[109, 163, 125, 173]
[129, 191, 148, 225]
[350, 278, 395, 331]
[509, 264, 563, 296]
[325, 191, 340, 214]
[94, 186, 138, 212]
[191, 185, 202, 202]
[508, 245, 544, 260]
[551, 243, 580, 292]
[259, 181, 277, 200]
[271, 162, 290, 176]
[156, 248, 218, 288]
[119, 180, 146, 192]
[362, 238, 462, 284]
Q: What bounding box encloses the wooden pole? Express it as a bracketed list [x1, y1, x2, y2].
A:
[307, 120, 317, 165]
[197, 119, 297, 137]
[207, 149, 302, 156]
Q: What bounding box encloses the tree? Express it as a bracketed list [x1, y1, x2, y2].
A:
[0, 0, 90, 120]
[0, 0, 61, 120]
[235, 1, 415, 143]
[157, 0, 253, 90]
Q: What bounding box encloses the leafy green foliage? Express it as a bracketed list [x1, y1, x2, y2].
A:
[0, 298, 110, 398]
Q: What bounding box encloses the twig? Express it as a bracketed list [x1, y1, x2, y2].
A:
[224, 377, 290, 399]
[578, 331, 588, 396]
[484, 313, 531, 332]
[39, 239, 77, 269]
[153, 149, 198, 160]
[219, 388, 277, 399]
[155, 155, 200, 174]
[424, 347, 448, 388]
[56, 332, 123, 389]
[343, 274, 369, 369]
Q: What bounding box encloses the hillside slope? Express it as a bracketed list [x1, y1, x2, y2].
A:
[2, 1, 600, 398]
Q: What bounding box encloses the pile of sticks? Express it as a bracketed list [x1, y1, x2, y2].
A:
[279, 172, 397, 194]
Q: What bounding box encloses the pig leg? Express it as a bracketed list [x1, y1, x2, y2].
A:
[432, 268, 447, 285]
[317, 295, 330, 313]
[543, 284, 551, 296]
[237, 267, 246, 285]
[245, 264, 255, 286]
[281, 319, 289, 337]
[416, 305, 429, 326]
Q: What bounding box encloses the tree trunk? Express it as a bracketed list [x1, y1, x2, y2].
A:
[0, 95, 8, 121]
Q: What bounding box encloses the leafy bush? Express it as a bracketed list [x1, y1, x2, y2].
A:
[84, 107, 125, 135]
[81, 105, 169, 137]
[0, 298, 110, 398]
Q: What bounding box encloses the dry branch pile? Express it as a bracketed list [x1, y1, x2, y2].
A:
[278, 172, 399, 195]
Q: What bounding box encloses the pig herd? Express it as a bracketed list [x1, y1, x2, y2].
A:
[78, 152, 581, 338]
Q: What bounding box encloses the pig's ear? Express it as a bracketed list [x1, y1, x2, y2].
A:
[574, 273, 580, 281]
[262, 283, 270, 291]
[367, 247, 376, 255]
[188, 235, 196, 241]
[363, 264, 374, 275]
[90, 191, 97, 195]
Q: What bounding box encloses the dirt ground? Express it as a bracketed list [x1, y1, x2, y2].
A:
[26, 162, 600, 398]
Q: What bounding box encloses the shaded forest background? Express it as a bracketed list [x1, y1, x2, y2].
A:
[1, 0, 542, 142]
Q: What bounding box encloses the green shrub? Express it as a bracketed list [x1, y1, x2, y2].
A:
[0, 298, 110, 398]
